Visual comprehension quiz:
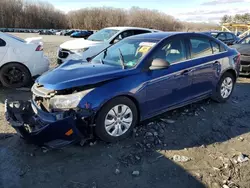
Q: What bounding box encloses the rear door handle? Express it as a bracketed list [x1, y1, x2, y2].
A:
[213, 61, 220, 66]
[181, 69, 190, 75]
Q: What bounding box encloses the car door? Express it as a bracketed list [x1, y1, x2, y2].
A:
[144, 37, 193, 117]
[0, 38, 7, 63]
[187, 36, 222, 98]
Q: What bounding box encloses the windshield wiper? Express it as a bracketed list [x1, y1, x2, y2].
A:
[118, 48, 125, 69]
[99, 49, 108, 64]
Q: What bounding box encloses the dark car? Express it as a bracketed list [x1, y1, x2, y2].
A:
[232, 35, 250, 75]
[5, 32, 240, 148]
[39, 30, 54, 35]
[202, 31, 240, 45]
[70, 30, 94, 39]
[64, 30, 77, 36]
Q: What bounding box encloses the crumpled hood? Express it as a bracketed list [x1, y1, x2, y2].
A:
[60, 39, 102, 50]
[231, 44, 250, 55]
[36, 61, 137, 90]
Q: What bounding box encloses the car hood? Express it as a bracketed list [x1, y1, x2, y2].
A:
[231, 44, 250, 55]
[60, 39, 102, 50]
[36, 61, 137, 90]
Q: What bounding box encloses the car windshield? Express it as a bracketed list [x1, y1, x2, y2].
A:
[92, 38, 159, 68]
[87, 29, 119, 41]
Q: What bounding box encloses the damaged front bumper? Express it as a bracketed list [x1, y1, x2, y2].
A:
[5, 99, 93, 148]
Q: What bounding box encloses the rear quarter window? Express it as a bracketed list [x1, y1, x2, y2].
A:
[0, 38, 6, 46]
[210, 41, 220, 54]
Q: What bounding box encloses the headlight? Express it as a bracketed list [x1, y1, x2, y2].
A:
[50, 89, 94, 109]
[70, 48, 89, 54]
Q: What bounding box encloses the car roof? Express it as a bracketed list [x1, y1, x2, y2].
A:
[127, 32, 215, 40]
[104, 26, 156, 32]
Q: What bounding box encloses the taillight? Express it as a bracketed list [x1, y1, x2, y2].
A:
[36, 45, 43, 51]
[234, 53, 241, 65]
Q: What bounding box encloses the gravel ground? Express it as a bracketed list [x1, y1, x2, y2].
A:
[1, 33, 250, 188]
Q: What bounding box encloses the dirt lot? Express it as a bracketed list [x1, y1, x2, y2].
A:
[1, 33, 250, 188]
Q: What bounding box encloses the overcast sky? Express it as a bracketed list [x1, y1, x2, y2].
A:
[37, 0, 250, 23]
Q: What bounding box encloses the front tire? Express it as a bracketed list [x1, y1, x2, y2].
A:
[212, 72, 235, 103]
[0, 63, 31, 88]
[95, 97, 138, 142]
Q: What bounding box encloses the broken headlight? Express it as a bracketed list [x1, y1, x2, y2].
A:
[50, 89, 94, 110]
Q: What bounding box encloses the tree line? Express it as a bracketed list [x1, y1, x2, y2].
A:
[0, 0, 67, 29]
[0, 0, 218, 31]
[221, 13, 250, 24]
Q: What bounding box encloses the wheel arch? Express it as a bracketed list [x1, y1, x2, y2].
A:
[221, 68, 237, 82]
[94, 94, 141, 123]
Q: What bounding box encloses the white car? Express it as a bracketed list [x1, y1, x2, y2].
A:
[57, 27, 160, 64]
[0, 32, 49, 88]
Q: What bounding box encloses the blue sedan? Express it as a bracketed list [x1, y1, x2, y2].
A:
[70, 30, 93, 39]
[5, 32, 240, 147]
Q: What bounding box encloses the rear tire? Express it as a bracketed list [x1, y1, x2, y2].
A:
[95, 97, 138, 142]
[0, 63, 31, 88]
[212, 72, 235, 103]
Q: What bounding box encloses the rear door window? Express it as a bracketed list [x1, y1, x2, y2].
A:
[119, 30, 135, 39]
[133, 30, 151, 35]
[190, 38, 213, 58]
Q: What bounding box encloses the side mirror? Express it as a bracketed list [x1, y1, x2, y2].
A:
[86, 57, 92, 62]
[149, 58, 170, 70]
[113, 39, 120, 44]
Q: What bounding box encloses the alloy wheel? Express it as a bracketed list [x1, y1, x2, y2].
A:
[220, 77, 233, 99]
[104, 104, 133, 137]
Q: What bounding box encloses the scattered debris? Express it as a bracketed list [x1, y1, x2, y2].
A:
[194, 172, 203, 180]
[132, 170, 140, 177]
[115, 168, 120, 175]
[200, 107, 206, 112]
[232, 100, 239, 104]
[92, 182, 97, 188]
[211, 182, 221, 188]
[90, 141, 97, 146]
[213, 167, 221, 171]
[42, 147, 49, 153]
[135, 155, 141, 160]
[238, 137, 244, 142]
[172, 155, 191, 163]
[200, 145, 207, 148]
[108, 154, 113, 159]
[237, 153, 249, 163]
[160, 118, 175, 124]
